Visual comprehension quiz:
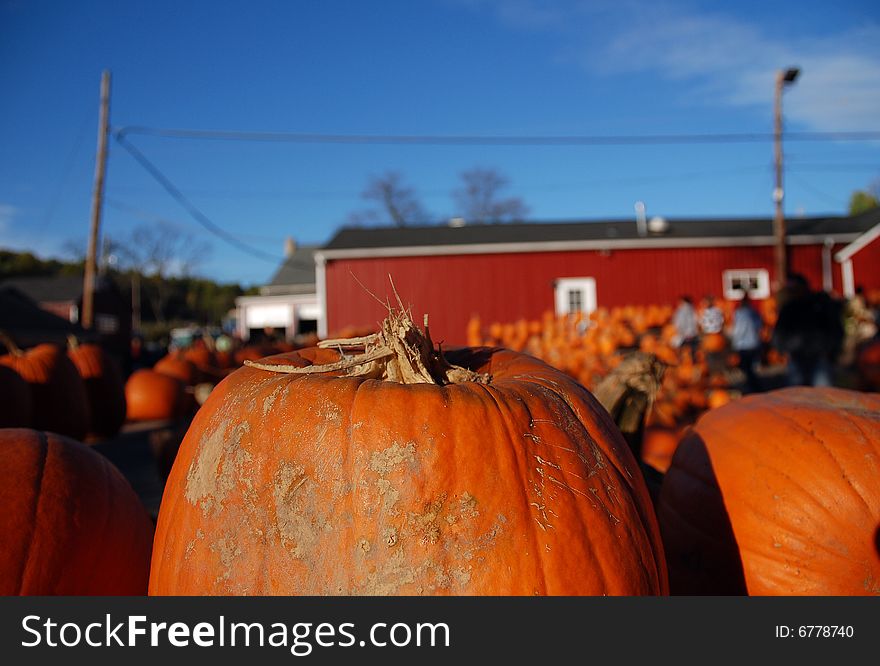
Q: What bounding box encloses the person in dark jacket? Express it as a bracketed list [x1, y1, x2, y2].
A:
[772, 274, 844, 387]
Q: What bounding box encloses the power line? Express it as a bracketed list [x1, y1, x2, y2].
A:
[788, 172, 848, 208]
[113, 132, 283, 264]
[106, 197, 287, 243]
[107, 165, 804, 202]
[114, 125, 880, 146]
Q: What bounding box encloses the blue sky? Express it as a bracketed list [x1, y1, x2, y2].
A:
[2, 0, 879, 285]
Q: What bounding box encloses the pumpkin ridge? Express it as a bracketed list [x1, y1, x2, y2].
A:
[83, 450, 118, 593]
[745, 403, 876, 521]
[473, 381, 551, 595]
[16, 429, 49, 595]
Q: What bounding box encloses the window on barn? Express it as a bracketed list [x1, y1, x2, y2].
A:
[555, 278, 597, 316]
[722, 269, 770, 300]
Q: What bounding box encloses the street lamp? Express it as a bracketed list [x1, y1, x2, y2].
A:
[773, 66, 800, 290]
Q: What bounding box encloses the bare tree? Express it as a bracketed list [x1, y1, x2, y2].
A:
[453, 167, 529, 223]
[113, 221, 210, 323]
[350, 171, 428, 226]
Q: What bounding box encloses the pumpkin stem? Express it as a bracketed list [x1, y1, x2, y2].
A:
[67, 334, 80, 351]
[0, 330, 24, 357]
[245, 307, 491, 386]
[594, 351, 666, 456]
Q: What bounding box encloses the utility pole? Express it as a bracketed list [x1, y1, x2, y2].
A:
[131, 271, 141, 333]
[82, 70, 111, 329]
[772, 67, 800, 291]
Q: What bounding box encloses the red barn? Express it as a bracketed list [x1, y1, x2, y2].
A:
[835, 215, 880, 297]
[316, 210, 880, 345]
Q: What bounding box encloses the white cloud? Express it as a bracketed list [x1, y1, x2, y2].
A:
[462, 0, 880, 131]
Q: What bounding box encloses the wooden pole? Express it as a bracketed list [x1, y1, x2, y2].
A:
[131, 271, 141, 333]
[772, 70, 786, 291]
[82, 70, 111, 329]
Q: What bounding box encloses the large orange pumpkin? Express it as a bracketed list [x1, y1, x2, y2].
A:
[68, 339, 127, 439]
[149, 309, 667, 595]
[657, 387, 880, 595]
[1, 341, 90, 440]
[0, 428, 154, 594]
[125, 369, 187, 422]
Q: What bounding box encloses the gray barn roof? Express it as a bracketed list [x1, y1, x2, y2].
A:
[323, 210, 880, 252]
[261, 245, 319, 295]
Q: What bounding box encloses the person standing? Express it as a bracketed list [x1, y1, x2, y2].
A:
[772, 274, 844, 387]
[699, 295, 727, 374]
[672, 295, 698, 354]
[699, 295, 725, 336]
[729, 295, 763, 393]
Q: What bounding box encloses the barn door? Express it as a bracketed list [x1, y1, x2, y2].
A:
[554, 277, 597, 316]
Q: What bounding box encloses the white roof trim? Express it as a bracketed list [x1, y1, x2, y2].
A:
[319, 233, 861, 261]
[834, 221, 880, 262]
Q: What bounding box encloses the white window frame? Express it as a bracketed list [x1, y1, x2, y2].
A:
[722, 269, 770, 300]
[554, 277, 597, 316]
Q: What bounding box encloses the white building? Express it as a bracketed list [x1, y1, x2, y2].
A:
[235, 239, 321, 342]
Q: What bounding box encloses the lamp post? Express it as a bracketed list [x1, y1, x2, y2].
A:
[773, 66, 800, 290]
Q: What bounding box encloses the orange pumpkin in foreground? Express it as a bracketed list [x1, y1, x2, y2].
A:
[0, 428, 154, 594]
[150, 310, 667, 595]
[657, 387, 880, 595]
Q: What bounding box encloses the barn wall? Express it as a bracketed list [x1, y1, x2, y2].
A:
[788, 243, 846, 294]
[325, 244, 830, 345]
[850, 235, 880, 292]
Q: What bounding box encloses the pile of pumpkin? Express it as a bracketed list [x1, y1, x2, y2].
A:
[467, 299, 783, 472]
[1, 333, 127, 441]
[125, 334, 321, 424]
[1, 303, 878, 596]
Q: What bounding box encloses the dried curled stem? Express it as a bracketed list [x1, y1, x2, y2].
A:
[0, 330, 24, 356]
[245, 307, 491, 386]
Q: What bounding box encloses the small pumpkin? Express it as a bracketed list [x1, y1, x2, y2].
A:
[150, 307, 667, 595]
[0, 336, 90, 440]
[641, 426, 681, 474]
[154, 353, 199, 386]
[0, 428, 154, 594]
[657, 387, 880, 595]
[67, 337, 127, 439]
[125, 369, 188, 422]
[701, 333, 726, 353]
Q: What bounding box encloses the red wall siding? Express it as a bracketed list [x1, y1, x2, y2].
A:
[851, 235, 880, 292]
[326, 244, 831, 345]
[789, 244, 845, 294]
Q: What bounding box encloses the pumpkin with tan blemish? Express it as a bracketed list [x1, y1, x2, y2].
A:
[149, 306, 667, 596]
[657, 387, 880, 595]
